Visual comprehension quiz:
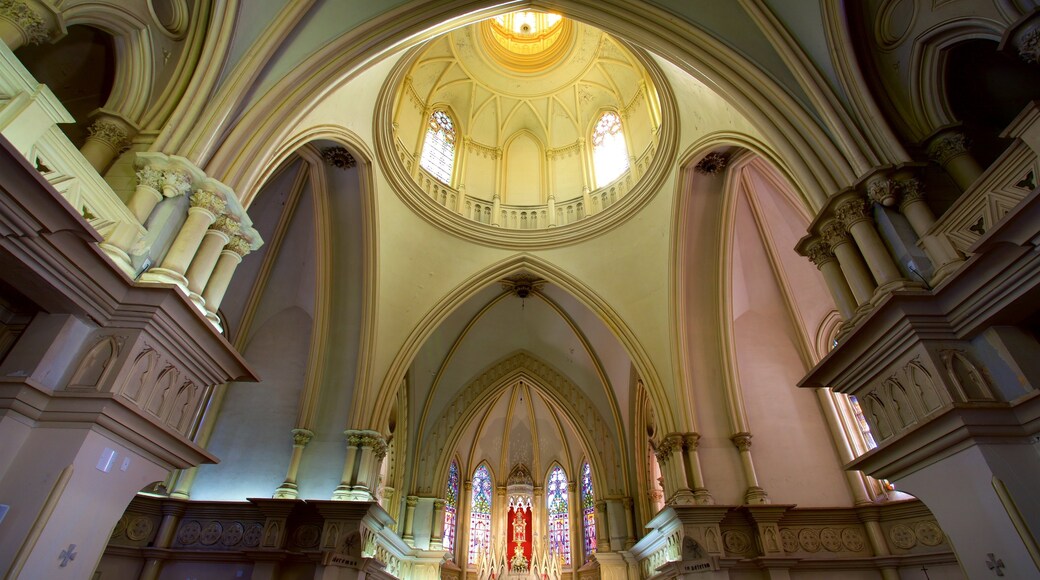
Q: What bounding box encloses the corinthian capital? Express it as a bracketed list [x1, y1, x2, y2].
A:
[225, 234, 252, 257]
[927, 132, 969, 166]
[731, 432, 753, 452]
[291, 428, 314, 446]
[86, 118, 131, 152]
[210, 215, 241, 237]
[189, 189, 227, 215]
[821, 220, 849, 248]
[0, 0, 52, 46]
[805, 239, 835, 267]
[835, 198, 870, 228]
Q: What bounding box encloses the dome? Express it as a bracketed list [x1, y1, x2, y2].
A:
[378, 12, 676, 245]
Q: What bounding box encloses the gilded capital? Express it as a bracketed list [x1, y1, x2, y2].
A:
[0, 0, 50, 45]
[86, 118, 131, 152]
[210, 215, 241, 238]
[135, 166, 164, 191]
[225, 234, 252, 257]
[190, 189, 227, 215]
[291, 428, 314, 446]
[161, 170, 193, 198]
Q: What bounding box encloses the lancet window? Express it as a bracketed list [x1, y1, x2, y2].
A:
[591, 111, 629, 188]
[469, 463, 493, 564]
[443, 460, 460, 552]
[580, 461, 597, 561]
[420, 109, 456, 184]
[546, 465, 571, 564]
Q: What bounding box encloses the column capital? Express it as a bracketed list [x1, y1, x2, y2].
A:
[209, 215, 241, 238]
[926, 131, 969, 166]
[86, 117, 132, 153]
[0, 0, 61, 47]
[865, 177, 897, 207]
[682, 432, 701, 450]
[406, 495, 419, 507]
[1018, 24, 1040, 64]
[804, 238, 836, 268]
[821, 219, 850, 248]
[434, 498, 446, 509]
[731, 432, 753, 452]
[835, 196, 871, 229]
[896, 177, 925, 209]
[291, 428, 314, 446]
[189, 189, 227, 217]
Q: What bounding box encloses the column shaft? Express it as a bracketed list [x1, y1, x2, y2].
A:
[186, 217, 237, 297]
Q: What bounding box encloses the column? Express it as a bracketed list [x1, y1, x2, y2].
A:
[200, 233, 251, 330]
[138, 501, 187, 580]
[331, 430, 387, 501]
[894, 177, 963, 281]
[835, 196, 904, 292]
[804, 239, 857, 320]
[682, 433, 714, 505]
[567, 481, 580, 567]
[491, 194, 502, 226]
[460, 480, 473, 565]
[184, 215, 239, 311]
[431, 499, 446, 549]
[80, 112, 137, 174]
[127, 166, 192, 225]
[732, 433, 769, 504]
[621, 497, 635, 549]
[594, 500, 611, 552]
[927, 129, 983, 191]
[0, 0, 56, 51]
[139, 189, 226, 290]
[272, 428, 313, 499]
[402, 495, 418, 545]
[821, 220, 875, 307]
[332, 431, 360, 501]
[858, 508, 900, 580]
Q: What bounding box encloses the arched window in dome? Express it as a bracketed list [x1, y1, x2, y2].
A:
[420, 110, 456, 185]
[443, 460, 460, 552]
[591, 111, 629, 188]
[468, 463, 493, 564]
[580, 461, 597, 561]
[546, 465, 572, 565]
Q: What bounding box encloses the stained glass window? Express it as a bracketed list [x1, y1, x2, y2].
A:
[591, 111, 629, 188]
[420, 110, 456, 184]
[443, 460, 460, 552]
[546, 465, 572, 565]
[848, 395, 878, 450]
[468, 464, 493, 564]
[580, 461, 597, 561]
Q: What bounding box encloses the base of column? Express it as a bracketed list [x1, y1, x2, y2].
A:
[668, 488, 698, 506]
[99, 242, 137, 279]
[272, 481, 299, 500]
[204, 309, 223, 333]
[871, 279, 926, 302]
[138, 267, 189, 293]
[744, 486, 770, 505]
[331, 486, 375, 502]
[693, 488, 715, 505]
[188, 291, 208, 314]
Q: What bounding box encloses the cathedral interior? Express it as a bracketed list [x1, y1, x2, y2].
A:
[0, 1, 1039, 579]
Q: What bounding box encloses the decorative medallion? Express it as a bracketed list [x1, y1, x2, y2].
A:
[293, 524, 321, 548]
[177, 520, 202, 545]
[242, 523, 264, 548]
[820, 527, 842, 552]
[694, 151, 728, 175]
[841, 527, 866, 552]
[914, 521, 943, 546]
[126, 516, 154, 541]
[322, 147, 356, 170]
[199, 521, 224, 546]
[780, 528, 799, 553]
[111, 516, 128, 539]
[723, 530, 751, 554]
[889, 524, 917, 549]
[221, 521, 245, 546]
[798, 528, 822, 552]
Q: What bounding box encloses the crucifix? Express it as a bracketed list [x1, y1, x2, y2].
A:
[58, 544, 77, 567]
[986, 553, 1005, 576]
